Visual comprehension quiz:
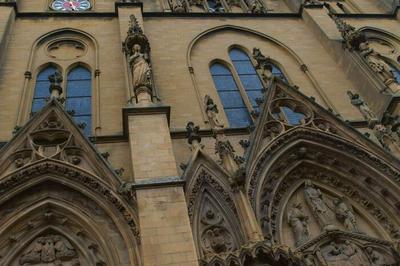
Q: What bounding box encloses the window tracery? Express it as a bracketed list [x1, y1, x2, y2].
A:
[210, 48, 287, 128]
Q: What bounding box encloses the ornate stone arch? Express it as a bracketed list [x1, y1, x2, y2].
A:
[247, 127, 400, 264]
[0, 164, 141, 265]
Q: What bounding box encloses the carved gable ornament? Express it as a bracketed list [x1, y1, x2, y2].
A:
[0, 99, 122, 189]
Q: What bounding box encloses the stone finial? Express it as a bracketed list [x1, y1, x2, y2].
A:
[48, 70, 63, 99]
[186, 122, 202, 150]
[328, 13, 366, 50]
[215, 139, 246, 190]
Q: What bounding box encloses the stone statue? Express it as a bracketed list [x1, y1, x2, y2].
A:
[245, 0, 265, 13]
[303, 254, 315, 266]
[347, 91, 377, 125]
[359, 41, 397, 85]
[48, 70, 63, 99]
[341, 240, 366, 265]
[287, 203, 310, 247]
[332, 197, 359, 232]
[20, 234, 78, 265]
[366, 247, 386, 266]
[204, 95, 224, 129]
[252, 48, 274, 87]
[304, 180, 334, 230]
[129, 44, 152, 93]
[204, 227, 231, 254]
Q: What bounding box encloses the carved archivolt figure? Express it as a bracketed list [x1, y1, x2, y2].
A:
[359, 42, 397, 85]
[347, 91, 377, 125]
[204, 95, 224, 129]
[341, 240, 366, 265]
[304, 181, 334, 230]
[332, 197, 359, 232]
[287, 202, 310, 247]
[129, 44, 152, 92]
[366, 247, 386, 266]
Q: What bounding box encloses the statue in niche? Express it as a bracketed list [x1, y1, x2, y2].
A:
[200, 208, 234, 255]
[129, 44, 152, 92]
[304, 180, 335, 230]
[204, 95, 224, 129]
[332, 197, 359, 232]
[347, 91, 377, 126]
[358, 41, 397, 85]
[287, 203, 310, 247]
[365, 247, 386, 266]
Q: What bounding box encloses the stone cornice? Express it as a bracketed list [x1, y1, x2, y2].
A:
[133, 176, 185, 189]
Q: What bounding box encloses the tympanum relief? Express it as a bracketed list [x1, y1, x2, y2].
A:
[19, 234, 79, 266]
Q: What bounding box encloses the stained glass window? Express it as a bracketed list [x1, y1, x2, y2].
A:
[32, 66, 57, 114]
[65, 66, 92, 135]
[210, 63, 252, 128]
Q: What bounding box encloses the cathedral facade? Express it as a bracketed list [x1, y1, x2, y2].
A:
[0, 0, 400, 265]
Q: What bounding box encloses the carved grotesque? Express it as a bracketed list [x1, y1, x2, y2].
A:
[252, 48, 274, 87]
[186, 121, 202, 148]
[287, 203, 310, 247]
[332, 197, 359, 233]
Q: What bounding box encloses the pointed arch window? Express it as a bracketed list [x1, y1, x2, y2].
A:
[32, 66, 57, 114]
[210, 63, 252, 128]
[210, 48, 288, 128]
[65, 66, 92, 136]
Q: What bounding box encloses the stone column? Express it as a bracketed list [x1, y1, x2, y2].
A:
[124, 105, 199, 266]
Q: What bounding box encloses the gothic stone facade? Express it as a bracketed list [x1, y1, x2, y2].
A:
[0, 0, 400, 265]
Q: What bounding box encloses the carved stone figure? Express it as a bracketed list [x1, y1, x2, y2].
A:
[252, 48, 274, 87]
[366, 247, 386, 266]
[347, 91, 377, 126]
[245, 0, 265, 13]
[20, 234, 78, 265]
[341, 240, 365, 265]
[332, 197, 359, 232]
[359, 42, 397, 85]
[204, 95, 224, 129]
[303, 254, 315, 266]
[200, 209, 234, 255]
[129, 44, 152, 94]
[373, 123, 400, 158]
[287, 203, 310, 247]
[304, 181, 334, 230]
[48, 70, 63, 99]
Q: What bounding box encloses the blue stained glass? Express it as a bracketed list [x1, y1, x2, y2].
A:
[246, 90, 264, 107]
[32, 66, 57, 113]
[66, 67, 92, 136]
[282, 106, 305, 125]
[229, 49, 250, 61]
[232, 61, 257, 75]
[239, 75, 263, 91]
[225, 108, 252, 128]
[210, 63, 251, 128]
[389, 64, 400, 83]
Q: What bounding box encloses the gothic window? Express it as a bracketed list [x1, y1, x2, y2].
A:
[210, 63, 252, 128]
[32, 66, 57, 114]
[65, 66, 92, 135]
[273, 105, 305, 125]
[229, 49, 264, 109]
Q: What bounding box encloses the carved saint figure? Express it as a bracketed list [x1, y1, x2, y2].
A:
[359, 41, 396, 84]
[129, 44, 152, 91]
[332, 197, 359, 232]
[287, 203, 310, 247]
[347, 91, 377, 125]
[366, 247, 386, 266]
[204, 95, 224, 129]
[252, 48, 274, 87]
[342, 240, 365, 265]
[304, 180, 334, 230]
[323, 241, 368, 266]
